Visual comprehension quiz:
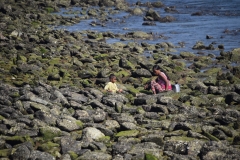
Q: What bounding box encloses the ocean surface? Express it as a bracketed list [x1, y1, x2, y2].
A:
[54, 0, 240, 56]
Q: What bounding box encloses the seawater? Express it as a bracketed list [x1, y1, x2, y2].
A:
[54, 0, 240, 56]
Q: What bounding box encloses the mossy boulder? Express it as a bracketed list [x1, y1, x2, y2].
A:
[132, 7, 144, 15]
[0, 149, 12, 157]
[203, 132, 220, 141]
[145, 8, 161, 21]
[180, 52, 196, 59]
[4, 136, 32, 147]
[38, 141, 60, 153]
[230, 48, 240, 62]
[39, 126, 62, 141]
[132, 31, 152, 39]
[69, 151, 78, 160]
[94, 54, 109, 61]
[145, 153, 159, 160]
[115, 130, 139, 137]
[119, 58, 135, 70]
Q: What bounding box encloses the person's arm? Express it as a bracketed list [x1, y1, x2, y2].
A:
[115, 84, 122, 93]
[118, 88, 123, 92]
[150, 80, 157, 94]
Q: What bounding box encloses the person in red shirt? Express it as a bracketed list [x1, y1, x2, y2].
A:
[150, 65, 172, 94]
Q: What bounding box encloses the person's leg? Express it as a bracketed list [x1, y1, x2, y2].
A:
[151, 80, 163, 93]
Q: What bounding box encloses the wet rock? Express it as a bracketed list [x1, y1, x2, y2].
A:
[191, 11, 203, 16]
[151, 1, 164, 8]
[131, 7, 143, 15]
[192, 41, 206, 50]
[164, 6, 178, 13]
[132, 31, 152, 39]
[159, 15, 176, 22]
[142, 21, 156, 26]
[145, 9, 161, 21]
[230, 48, 240, 62]
[180, 51, 196, 59]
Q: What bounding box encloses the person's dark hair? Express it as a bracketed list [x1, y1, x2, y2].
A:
[109, 74, 116, 79]
[152, 64, 170, 80]
[152, 64, 161, 71]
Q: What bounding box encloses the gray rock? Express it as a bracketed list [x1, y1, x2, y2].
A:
[112, 113, 136, 124]
[134, 95, 157, 105]
[60, 136, 82, 154]
[128, 142, 163, 159]
[157, 96, 173, 105]
[16, 64, 41, 73]
[89, 100, 106, 109]
[30, 150, 56, 160]
[74, 110, 92, 123]
[35, 110, 57, 125]
[93, 108, 107, 122]
[145, 9, 161, 21]
[131, 7, 143, 15]
[56, 115, 82, 132]
[141, 133, 165, 146]
[133, 68, 152, 78]
[11, 142, 33, 160]
[102, 94, 129, 107]
[53, 90, 69, 106]
[16, 129, 38, 137]
[82, 127, 105, 143]
[60, 154, 71, 160]
[69, 92, 89, 103]
[103, 120, 120, 130]
[112, 141, 133, 155]
[77, 151, 112, 160]
[144, 111, 161, 120]
[88, 88, 104, 99]
[121, 122, 137, 130]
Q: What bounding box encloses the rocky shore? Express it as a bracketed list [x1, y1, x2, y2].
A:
[0, 0, 240, 159]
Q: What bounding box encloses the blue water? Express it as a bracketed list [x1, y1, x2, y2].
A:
[54, 0, 240, 55]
